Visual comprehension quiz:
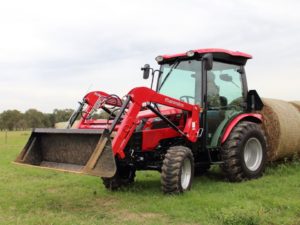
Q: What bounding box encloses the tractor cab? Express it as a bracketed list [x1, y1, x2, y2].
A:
[143, 48, 252, 147]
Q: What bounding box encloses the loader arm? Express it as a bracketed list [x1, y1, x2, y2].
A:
[111, 87, 201, 158]
[78, 91, 123, 126]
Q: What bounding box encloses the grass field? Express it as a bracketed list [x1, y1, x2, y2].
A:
[0, 131, 300, 225]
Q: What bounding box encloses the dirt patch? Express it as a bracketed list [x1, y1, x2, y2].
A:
[94, 197, 118, 208]
[118, 210, 169, 224]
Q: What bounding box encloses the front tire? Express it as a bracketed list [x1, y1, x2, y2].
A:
[220, 121, 267, 182]
[102, 166, 136, 190]
[161, 146, 194, 194]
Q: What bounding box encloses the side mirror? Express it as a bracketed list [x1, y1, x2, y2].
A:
[141, 64, 151, 79]
[202, 53, 213, 70]
[220, 74, 233, 82]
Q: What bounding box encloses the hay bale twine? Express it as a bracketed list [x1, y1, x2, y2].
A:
[290, 101, 300, 112]
[261, 98, 300, 161]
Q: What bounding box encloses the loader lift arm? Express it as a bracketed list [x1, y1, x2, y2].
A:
[67, 91, 123, 128]
[110, 87, 201, 159]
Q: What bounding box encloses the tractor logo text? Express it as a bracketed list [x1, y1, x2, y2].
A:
[165, 97, 184, 108]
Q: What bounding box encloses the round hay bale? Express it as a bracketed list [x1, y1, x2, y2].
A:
[261, 98, 300, 161]
[290, 101, 300, 157]
[290, 101, 300, 112]
[54, 121, 80, 129]
[54, 122, 68, 129]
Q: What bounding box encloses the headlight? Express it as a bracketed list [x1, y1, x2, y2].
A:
[186, 50, 195, 57]
[155, 55, 164, 62]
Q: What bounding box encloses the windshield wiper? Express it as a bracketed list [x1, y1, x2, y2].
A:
[158, 60, 180, 91]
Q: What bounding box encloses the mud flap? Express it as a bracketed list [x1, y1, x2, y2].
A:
[14, 128, 117, 178]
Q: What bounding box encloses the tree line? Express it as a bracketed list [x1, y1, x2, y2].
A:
[0, 109, 74, 131]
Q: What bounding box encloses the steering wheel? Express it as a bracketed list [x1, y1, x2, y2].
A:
[180, 96, 195, 104]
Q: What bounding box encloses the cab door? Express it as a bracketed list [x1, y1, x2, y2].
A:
[205, 61, 246, 147]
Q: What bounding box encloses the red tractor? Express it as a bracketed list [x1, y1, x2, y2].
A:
[16, 48, 266, 194]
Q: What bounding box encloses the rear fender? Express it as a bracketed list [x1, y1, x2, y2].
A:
[221, 113, 262, 144]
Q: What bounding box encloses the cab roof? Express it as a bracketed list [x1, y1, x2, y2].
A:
[159, 48, 252, 66]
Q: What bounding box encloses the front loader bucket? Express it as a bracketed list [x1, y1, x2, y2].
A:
[15, 128, 116, 178]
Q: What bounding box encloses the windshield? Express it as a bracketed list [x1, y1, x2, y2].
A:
[157, 60, 202, 105]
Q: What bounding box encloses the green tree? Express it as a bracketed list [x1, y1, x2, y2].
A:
[15, 118, 28, 130]
[0, 110, 23, 131]
[25, 109, 45, 128]
[43, 113, 55, 128]
[53, 109, 74, 123]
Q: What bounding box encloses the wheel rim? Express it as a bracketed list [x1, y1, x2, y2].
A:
[244, 137, 263, 171]
[181, 158, 192, 190]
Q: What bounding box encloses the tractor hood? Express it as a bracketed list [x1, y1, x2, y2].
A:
[78, 106, 183, 130]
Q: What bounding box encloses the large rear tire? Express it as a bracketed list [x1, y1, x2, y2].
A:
[220, 121, 267, 182]
[102, 166, 136, 190]
[161, 146, 194, 194]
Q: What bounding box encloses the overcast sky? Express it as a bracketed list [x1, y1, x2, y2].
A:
[0, 0, 299, 112]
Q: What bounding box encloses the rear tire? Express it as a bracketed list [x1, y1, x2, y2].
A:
[220, 121, 267, 182]
[102, 166, 136, 190]
[161, 146, 194, 194]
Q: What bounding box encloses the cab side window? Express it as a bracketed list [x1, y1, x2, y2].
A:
[207, 62, 244, 109]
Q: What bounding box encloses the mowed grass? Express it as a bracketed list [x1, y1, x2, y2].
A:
[0, 131, 300, 225]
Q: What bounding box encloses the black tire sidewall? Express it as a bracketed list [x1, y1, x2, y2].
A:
[118, 166, 136, 181]
[102, 165, 136, 190]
